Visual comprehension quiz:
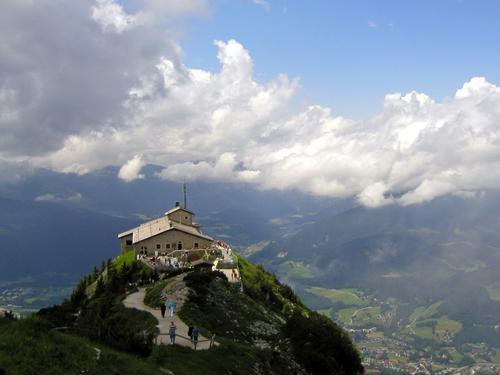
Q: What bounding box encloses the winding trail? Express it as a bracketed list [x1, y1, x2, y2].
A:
[123, 275, 214, 350]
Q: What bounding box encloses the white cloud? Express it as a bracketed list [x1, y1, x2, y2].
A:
[368, 21, 377, 28]
[92, 0, 137, 33]
[1, 2, 500, 207]
[118, 154, 146, 182]
[35, 192, 83, 202]
[253, 0, 271, 12]
[0, 0, 201, 157]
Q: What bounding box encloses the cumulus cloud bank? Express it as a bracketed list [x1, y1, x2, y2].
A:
[1, 1, 500, 207]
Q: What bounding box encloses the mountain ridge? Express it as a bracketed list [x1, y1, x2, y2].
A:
[0, 251, 364, 375]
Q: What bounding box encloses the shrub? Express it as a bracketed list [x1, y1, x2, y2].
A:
[75, 295, 158, 357]
[37, 300, 77, 328]
[144, 280, 170, 308]
[184, 270, 228, 287]
[283, 311, 364, 375]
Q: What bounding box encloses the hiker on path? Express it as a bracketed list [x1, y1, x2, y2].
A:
[160, 302, 166, 319]
[169, 321, 177, 344]
[188, 325, 194, 338]
[168, 300, 176, 318]
[191, 326, 199, 350]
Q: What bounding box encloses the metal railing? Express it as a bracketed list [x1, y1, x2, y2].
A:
[154, 333, 216, 350]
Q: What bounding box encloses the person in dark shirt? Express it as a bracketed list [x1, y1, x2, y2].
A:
[191, 326, 199, 350]
[169, 321, 177, 344]
[188, 325, 193, 338]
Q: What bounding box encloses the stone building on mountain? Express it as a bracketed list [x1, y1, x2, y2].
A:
[117, 202, 213, 256]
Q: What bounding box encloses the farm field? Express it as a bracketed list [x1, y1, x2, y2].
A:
[300, 286, 500, 373]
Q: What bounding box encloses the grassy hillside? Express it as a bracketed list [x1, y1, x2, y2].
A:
[0, 317, 163, 375]
[1, 317, 304, 375]
[0, 253, 363, 375]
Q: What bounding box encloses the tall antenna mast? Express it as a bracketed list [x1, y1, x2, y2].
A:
[183, 181, 187, 209]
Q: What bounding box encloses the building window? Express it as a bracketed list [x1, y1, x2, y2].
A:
[185, 216, 188, 220]
[156, 244, 161, 249]
[194, 242, 199, 249]
[126, 240, 132, 246]
[166, 244, 171, 249]
[177, 241, 183, 250]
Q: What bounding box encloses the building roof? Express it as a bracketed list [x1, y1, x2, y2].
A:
[164, 206, 194, 216]
[170, 221, 210, 238]
[118, 229, 134, 238]
[117, 212, 212, 243]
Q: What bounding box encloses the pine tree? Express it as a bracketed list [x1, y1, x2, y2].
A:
[92, 265, 99, 282]
[70, 279, 87, 306]
[95, 277, 105, 297]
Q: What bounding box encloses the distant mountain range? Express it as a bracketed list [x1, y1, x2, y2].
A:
[0, 166, 344, 282]
[0, 196, 137, 281]
[250, 192, 500, 365]
[2, 166, 500, 368]
[253, 193, 500, 293]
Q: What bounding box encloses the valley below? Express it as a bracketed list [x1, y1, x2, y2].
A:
[299, 285, 500, 374]
[2, 173, 500, 374]
[0, 274, 75, 317]
[249, 193, 500, 374]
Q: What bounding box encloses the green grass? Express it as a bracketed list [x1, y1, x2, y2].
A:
[306, 287, 364, 306]
[23, 287, 73, 305]
[352, 306, 380, 326]
[318, 308, 333, 318]
[238, 255, 307, 316]
[144, 279, 173, 308]
[406, 314, 462, 343]
[448, 347, 463, 363]
[409, 301, 442, 322]
[436, 316, 462, 335]
[0, 317, 162, 375]
[413, 326, 435, 341]
[149, 341, 298, 375]
[277, 261, 315, 280]
[180, 273, 282, 343]
[0, 251, 363, 375]
[1, 317, 290, 375]
[335, 307, 357, 325]
[336, 306, 380, 327]
[113, 250, 136, 271]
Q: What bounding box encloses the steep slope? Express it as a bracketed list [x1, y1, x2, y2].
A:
[0, 253, 363, 375]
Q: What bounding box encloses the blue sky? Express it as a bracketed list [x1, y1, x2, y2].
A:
[3, 0, 500, 206]
[181, 0, 500, 118]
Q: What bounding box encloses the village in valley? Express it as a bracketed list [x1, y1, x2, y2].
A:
[303, 285, 500, 375]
